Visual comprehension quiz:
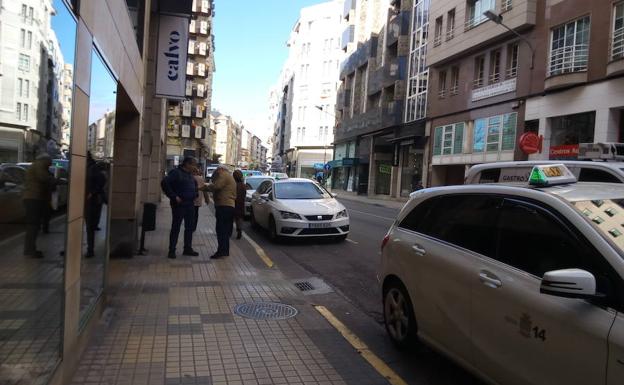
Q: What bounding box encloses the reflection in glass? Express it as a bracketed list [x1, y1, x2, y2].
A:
[0, 0, 75, 382]
[80, 50, 116, 321]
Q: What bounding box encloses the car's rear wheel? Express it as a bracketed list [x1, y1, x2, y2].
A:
[268, 216, 280, 243]
[383, 279, 417, 350]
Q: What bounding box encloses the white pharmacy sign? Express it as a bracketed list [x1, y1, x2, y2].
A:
[472, 78, 517, 102]
[156, 15, 190, 99]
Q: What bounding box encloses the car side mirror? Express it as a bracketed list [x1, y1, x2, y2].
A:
[260, 193, 269, 201]
[330, 192, 338, 198]
[540, 269, 599, 299]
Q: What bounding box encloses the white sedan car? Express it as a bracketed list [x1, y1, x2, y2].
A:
[244, 175, 275, 217]
[250, 178, 349, 241]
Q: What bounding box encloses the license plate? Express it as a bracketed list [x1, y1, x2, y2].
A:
[309, 222, 331, 228]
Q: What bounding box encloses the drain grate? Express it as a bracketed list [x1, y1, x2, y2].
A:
[294, 281, 315, 291]
[233, 302, 298, 320]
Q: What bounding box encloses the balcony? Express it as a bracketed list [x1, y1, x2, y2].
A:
[548, 44, 589, 77]
[612, 25, 624, 61]
[340, 37, 377, 78]
[341, 25, 355, 51]
[367, 57, 403, 94]
[335, 107, 381, 142]
[381, 101, 403, 128]
[343, 0, 355, 20]
[387, 15, 401, 46]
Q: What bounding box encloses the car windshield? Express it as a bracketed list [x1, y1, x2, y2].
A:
[274, 182, 330, 199]
[573, 199, 624, 256]
[246, 178, 271, 190]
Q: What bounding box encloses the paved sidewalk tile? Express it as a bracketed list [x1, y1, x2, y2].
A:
[69, 203, 387, 385]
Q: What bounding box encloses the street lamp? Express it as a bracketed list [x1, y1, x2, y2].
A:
[314, 105, 335, 165]
[483, 10, 535, 69]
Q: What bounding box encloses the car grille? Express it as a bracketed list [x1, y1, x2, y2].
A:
[299, 228, 340, 235]
[305, 214, 334, 221]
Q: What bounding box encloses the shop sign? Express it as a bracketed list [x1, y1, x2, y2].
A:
[518, 132, 542, 155]
[549, 144, 579, 159]
[156, 15, 190, 99]
[379, 164, 392, 175]
[471, 78, 517, 102]
[314, 163, 325, 170]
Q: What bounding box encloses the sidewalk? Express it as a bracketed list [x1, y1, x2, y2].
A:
[334, 193, 407, 210]
[69, 203, 387, 385]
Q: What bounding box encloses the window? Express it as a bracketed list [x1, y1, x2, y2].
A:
[578, 168, 621, 183]
[474, 55, 485, 88]
[446, 9, 456, 40]
[23, 104, 28, 121]
[16, 102, 21, 120]
[27, 31, 32, 49]
[438, 70, 447, 98]
[549, 16, 590, 76]
[17, 78, 23, 97]
[450, 66, 459, 94]
[613, 2, 624, 60]
[418, 195, 501, 257]
[473, 112, 517, 152]
[496, 199, 586, 277]
[434, 16, 443, 46]
[28, 7, 33, 24]
[21, 4, 27, 18]
[398, 198, 436, 232]
[433, 122, 464, 156]
[466, 0, 494, 30]
[489, 49, 501, 83]
[507, 43, 519, 78]
[20, 29, 25, 48]
[18, 54, 30, 71]
[501, 0, 512, 12]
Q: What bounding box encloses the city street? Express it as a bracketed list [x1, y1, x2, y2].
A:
[241, 198, 483, 385]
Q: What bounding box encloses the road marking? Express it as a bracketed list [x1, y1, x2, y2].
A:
[346, 238, 358, 245]
[347, 209, 395, 221]
[242, 232, 274, 268]
[314, 305, 409, 385]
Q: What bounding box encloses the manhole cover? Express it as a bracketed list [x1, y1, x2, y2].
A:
[233, 302, 298, 320]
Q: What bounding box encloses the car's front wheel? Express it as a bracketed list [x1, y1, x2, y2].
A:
[268, 216, 280, 243]
[383, 279, 417, 350]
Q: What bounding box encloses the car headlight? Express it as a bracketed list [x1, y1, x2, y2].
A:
[336, 209, 348, 218]
[280, 211, 302, 219]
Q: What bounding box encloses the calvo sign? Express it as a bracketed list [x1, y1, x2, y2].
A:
[156, 15, 189, 99]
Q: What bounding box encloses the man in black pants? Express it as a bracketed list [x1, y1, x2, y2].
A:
[162, 157, 200, 259]
[206, 167, 236, 258]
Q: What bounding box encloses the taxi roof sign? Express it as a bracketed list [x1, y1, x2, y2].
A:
[528, 164, 577, 187]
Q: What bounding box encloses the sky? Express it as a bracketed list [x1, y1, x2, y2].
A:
[212, 0, 323, 142]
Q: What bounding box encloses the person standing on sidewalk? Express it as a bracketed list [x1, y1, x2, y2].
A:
[85, 156, 107, 258]
[205, 167, 236, 258]
[191, 165, 210, 233]
[232, 170, 246, 240]
[22, 153, 56, 258]
[162, 157, 200, 259]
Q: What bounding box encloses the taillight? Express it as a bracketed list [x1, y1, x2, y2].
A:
[381, 234, 390, 251]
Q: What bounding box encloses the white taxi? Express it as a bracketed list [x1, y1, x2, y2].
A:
[380, 164, 624, 385]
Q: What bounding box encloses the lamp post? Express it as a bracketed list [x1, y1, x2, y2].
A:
[483, 10, 535, 69]
[315, 105, 335, 165]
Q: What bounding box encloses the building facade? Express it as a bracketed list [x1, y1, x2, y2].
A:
[332, 0, 425, 198]
[0, 1, 198, 384]
[165, 0, 215, 170]
[270, 0, 345, 179]
[211, 112, 242, 167]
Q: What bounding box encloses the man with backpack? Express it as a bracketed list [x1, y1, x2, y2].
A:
[161, 157, 200, 259]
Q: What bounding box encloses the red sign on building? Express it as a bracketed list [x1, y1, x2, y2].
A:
[518, 132, 542, 155]
[549, 144, 579, 159]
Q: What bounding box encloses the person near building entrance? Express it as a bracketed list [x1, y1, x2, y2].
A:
[205, 167, 236, 258]
[232, 170, 246, 240]
[192, 165, 210, 233]
[162, 157, 200, 259]
[22, 153, 56, 258]
[85, 153, 107, 258]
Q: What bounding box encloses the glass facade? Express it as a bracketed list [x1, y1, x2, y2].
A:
[405, 0, 430, 122]
[400, 146, 423, 197]
[0, 0, 76, 382]
[473, 113, 518, 153]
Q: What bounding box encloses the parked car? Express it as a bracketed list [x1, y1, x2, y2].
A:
[244, 175, 274, 217]
[250, 178, 349, 241]
[205, 164, 219, 181]
[0, 165, 27, 223]
[241, 170, 262, 178]
[380, 164, 624, 385]
[269, 172, 289, 180]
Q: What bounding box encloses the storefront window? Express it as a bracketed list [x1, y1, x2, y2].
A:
[549, 111, 595, 160]
[80, 50, 117, 323]
[473, 112, 517, 153]
[375, 161, 392, 195]
[0, 0, 76, 381]
[400, 146, 423, 197]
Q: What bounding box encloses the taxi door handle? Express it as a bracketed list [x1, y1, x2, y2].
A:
[411, 244, 426, 256]
[479, 271, 502, 289]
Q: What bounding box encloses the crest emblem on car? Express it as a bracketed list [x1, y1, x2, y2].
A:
[318, 216, 323, 220]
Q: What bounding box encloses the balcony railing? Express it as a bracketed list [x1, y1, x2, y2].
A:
[446, 27, 455, 41]
[438, 89, 446, 98]
[612, 26, 624, 60]
[489, 72, 501, 84]
[465, 14, 487, 31]
[548, 44, 589, 76]
[501, 0, 512, 12]
[506, 66, 518, 78]
[450, 85, 459, 95]
[433, 34, 442, 47]
[473, 78, 484, 88]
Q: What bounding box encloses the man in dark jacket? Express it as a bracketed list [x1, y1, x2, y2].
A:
[162, 157, 200, 259]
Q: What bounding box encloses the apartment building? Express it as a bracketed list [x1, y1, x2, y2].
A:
[333, 0, 421, 198]
[211, 112, 242, 167]
[271, 0, 345, 179]
[165, 0, 215, 170]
